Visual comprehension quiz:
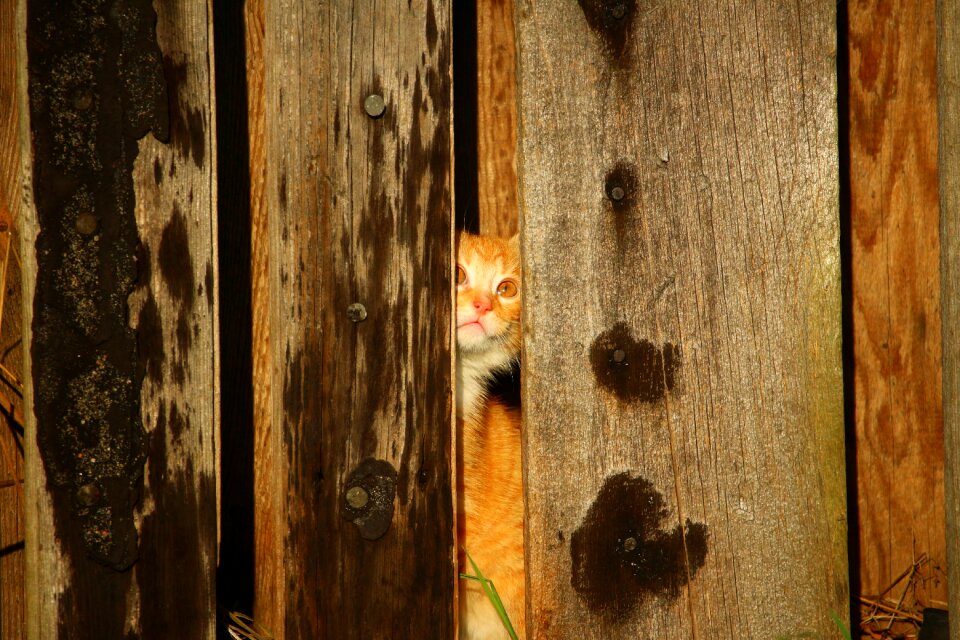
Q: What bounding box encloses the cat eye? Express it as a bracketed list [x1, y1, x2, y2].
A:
[456, 265, 466, 285]
[496, 279, 519, 298]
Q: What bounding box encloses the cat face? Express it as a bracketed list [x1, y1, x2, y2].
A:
[455, 232, 522, 355]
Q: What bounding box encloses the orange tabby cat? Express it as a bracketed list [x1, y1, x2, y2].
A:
[456, 232, 525, 640]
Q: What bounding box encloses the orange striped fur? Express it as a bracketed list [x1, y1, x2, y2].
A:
[456, 232, 525, 640]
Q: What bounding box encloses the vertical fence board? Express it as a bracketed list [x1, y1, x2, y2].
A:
[21, 0, 218, 637]
[0, 0, 26, 637]
[255, 1, 455, 637]
[245, 0, 279, 634]
[127, 1, 219, 637]
[516, 1, 847, 637]
[938, 0, 960, 632]
[477, 0, 519, 237]
[849, 0, 946, 606]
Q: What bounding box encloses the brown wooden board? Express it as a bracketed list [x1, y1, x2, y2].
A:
[849, 0, 946, 608]
[244, 0, 278, 633]
[477, 0, 520, 237]
[0, 1, 26, 637]
[20, 0, 218, 637]
[515, 1, 847, 637]
[252, 0, 455, 637]
[938, 0, 960, 632]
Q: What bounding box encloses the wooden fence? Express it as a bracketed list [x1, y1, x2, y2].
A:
[0, 0, 956, 638]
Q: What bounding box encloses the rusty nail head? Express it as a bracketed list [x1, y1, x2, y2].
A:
[76, 212, 98, 236]
[611, 3, 627, 19]
[347, 303, 368, 322]
[346, 486, 369, 509]
[77, 483, 101, 506]
[71, 89, 93, 111]
[612, 348, 627, 363]
[610, 185, 626, 202]
[623, 536, 637, 552]
[364, 94, 386, 118]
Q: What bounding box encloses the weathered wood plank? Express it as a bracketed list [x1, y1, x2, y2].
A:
[516, 2, 847, 637]
[937, 0, 960, 632]
[255, 1, 455, 637]
[477, 0, 519, 237]
[127, 1, 219, 636]
[21, 0, 218, 636]
[849, 0, 945, 607]
[0, 75, 25, 637]
[0, 0, 26, 636]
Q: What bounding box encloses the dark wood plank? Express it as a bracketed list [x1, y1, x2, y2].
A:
[21, 0, 218, 636]
[849, 0, 946, 607]
[516, 2, 847, 637]
[255, 0, 455, 637]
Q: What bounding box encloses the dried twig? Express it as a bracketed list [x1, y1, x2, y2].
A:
[859, 596, 924, 623]
[226, 612, 274, 640]
[0, 362, 23, 398]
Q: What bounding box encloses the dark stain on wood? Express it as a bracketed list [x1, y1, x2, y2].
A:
[341, 458, 398, 540]
[113, 0, 169, 141]
[577, 0, 636, 59]
[154, 157, 163, 185]
[48, 559, 134, 638]
[136, 401, 217, 637]
[138, 291, 164, 384]
[284, 337, 323, 638]
[604, 160, 639, 213]
[162, 56, 205, 168]
[589, 322, 681, 402]
[176, 311, 193, 357]
[158, 205, 196, 310]
[186, 108, 206, 168]
[425, 0, 438, 52]
[204, 261, 214, 308]
[282, 344, 301, 422]
[168, 401, 187, 444]
[27, 0, 166, 586]
[570, 472, 709, 619]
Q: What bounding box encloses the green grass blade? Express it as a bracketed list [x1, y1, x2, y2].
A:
[829, 610, 853, 640]
[463, 551, 519, 640]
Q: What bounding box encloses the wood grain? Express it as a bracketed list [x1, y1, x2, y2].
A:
[516, 1, 847, 637]
[477, 0, 519, 237]
[21, 0, 219, 637]
[254, 0, 456, 637]
[849, 0, 945, 605]
[245, 0, 281, 633]
[127, 0, 219, 635]
[937, 0, 960, 632]
[0, 0, 26, 637]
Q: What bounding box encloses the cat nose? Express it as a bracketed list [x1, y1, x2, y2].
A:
[473, 297, 491, 314]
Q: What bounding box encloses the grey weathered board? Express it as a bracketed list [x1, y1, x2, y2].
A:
[938, 0, 960, 634]
[19, 0, 218, 637]
[253, 0, 455, 637]
[515, 1, 847, 637]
